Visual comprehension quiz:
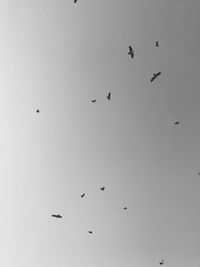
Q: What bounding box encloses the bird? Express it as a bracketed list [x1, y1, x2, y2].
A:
[107, 92, 111, 100]
[91, 99, 96, 103]
[36, 109, 40, 113]
[150, 72, 161, 82]
[123, 207, 127, 210]
[52, 214, 62, 218]
[159, 259, 164, 265]
[155, 41, 159, 47]
[128, 46, 134, 58]
[174, 121, 180, 125]
[100, 187, 105, 191]
[74, 0, 77, 3]
[88, 231, 93, 234]
[81, 193, 85, 198]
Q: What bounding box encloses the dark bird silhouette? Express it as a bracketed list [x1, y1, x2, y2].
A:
[36, 109, 40, 113]
[107, 92, 111, 100]
[123, 207, 127, 210]
[52, 214, 62, 218]
[91, 100, 96, 103]
[81, 193, 85, 198]
[128, 46, 134, 58]
[150, 72, 161, 82]
[100, 187, 105, 191]
[88, 231, 93, 234]
[74, 0, 77, 3]
[159, 259, 164, 265]
[155, 41, 159, 47]
[174, 121, 180, 125]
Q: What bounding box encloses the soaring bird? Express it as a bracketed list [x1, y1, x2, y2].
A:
[107, 92, 111, 100]
[100, 187, 105, 191]
[52, 214, 62, 218]
[81, 193, 85, 198]
[36, 109, 40, 113]
[159, 259, 164, 265]
[128, 46, 134, 58]
[74, 0, 77, 3]
[155, 41, 159, 47]
[174, 121, 180, 125]
[150, 72, 161, 82]
[91, 99, 96, 103]
[88, 231, 93, 234]
[123, 207, 127, 210]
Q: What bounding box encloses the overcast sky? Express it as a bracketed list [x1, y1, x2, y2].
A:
[1, 0, 200, 266]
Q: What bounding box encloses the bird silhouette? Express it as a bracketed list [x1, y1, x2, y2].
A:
[155, 41, 159, 47]
[91, 100, 96, 103]
[36, 109, 40, 113]
[123, 207, 127, 210]
[159, 259, 164, 265]
[174, 121, 180, 125]
[100, 187, 105, 191]
[52, 214, 62, 218]
[150, 72, 161, 82]
[81, 193, 85, 198]
[128, 46, 134, 58]
[88, 231, 93, 234]
[107, 92, 111, 100]
[74, 0, 77, 3]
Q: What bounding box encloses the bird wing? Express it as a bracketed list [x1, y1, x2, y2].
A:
[157, 72, 161, 76]
[150, 76, 155, 82]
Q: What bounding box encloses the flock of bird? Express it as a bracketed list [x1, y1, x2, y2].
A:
[45, 38, 166, 265]
[33, 2, 183, 265]
[51, 185, 128, 235]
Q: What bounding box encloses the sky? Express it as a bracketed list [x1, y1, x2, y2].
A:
[1, 0, 200, 266]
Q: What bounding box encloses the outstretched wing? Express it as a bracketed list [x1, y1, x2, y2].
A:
[150, 75, 155, 82]
[156, 71, 161, 77]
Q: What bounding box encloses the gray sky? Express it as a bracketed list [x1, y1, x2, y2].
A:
[1, 0, 200, 266]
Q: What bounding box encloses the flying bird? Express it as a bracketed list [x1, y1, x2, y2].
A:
[88, 231, 93, 234]
[174, 121, 180, 125]
[52, 214, 62, 218]
[100, 187, 105, 191]
[81, 193, 85, 198]
[155, 41, 159, 47]
[159, 259, 164, 265]
[107, 92, 111, 100]
[74, 0, 77, 3]
[123, 207, 127, 210]
[91, 99, 96, 103]
[150, 72, 161, 82]
[128, 46, 134, 58]
[36, 109, 40, 113]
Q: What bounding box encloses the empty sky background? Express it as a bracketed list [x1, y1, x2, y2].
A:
[1, 0, 200, 266]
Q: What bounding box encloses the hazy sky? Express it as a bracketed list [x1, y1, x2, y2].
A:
[1, 0, 200, 266]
